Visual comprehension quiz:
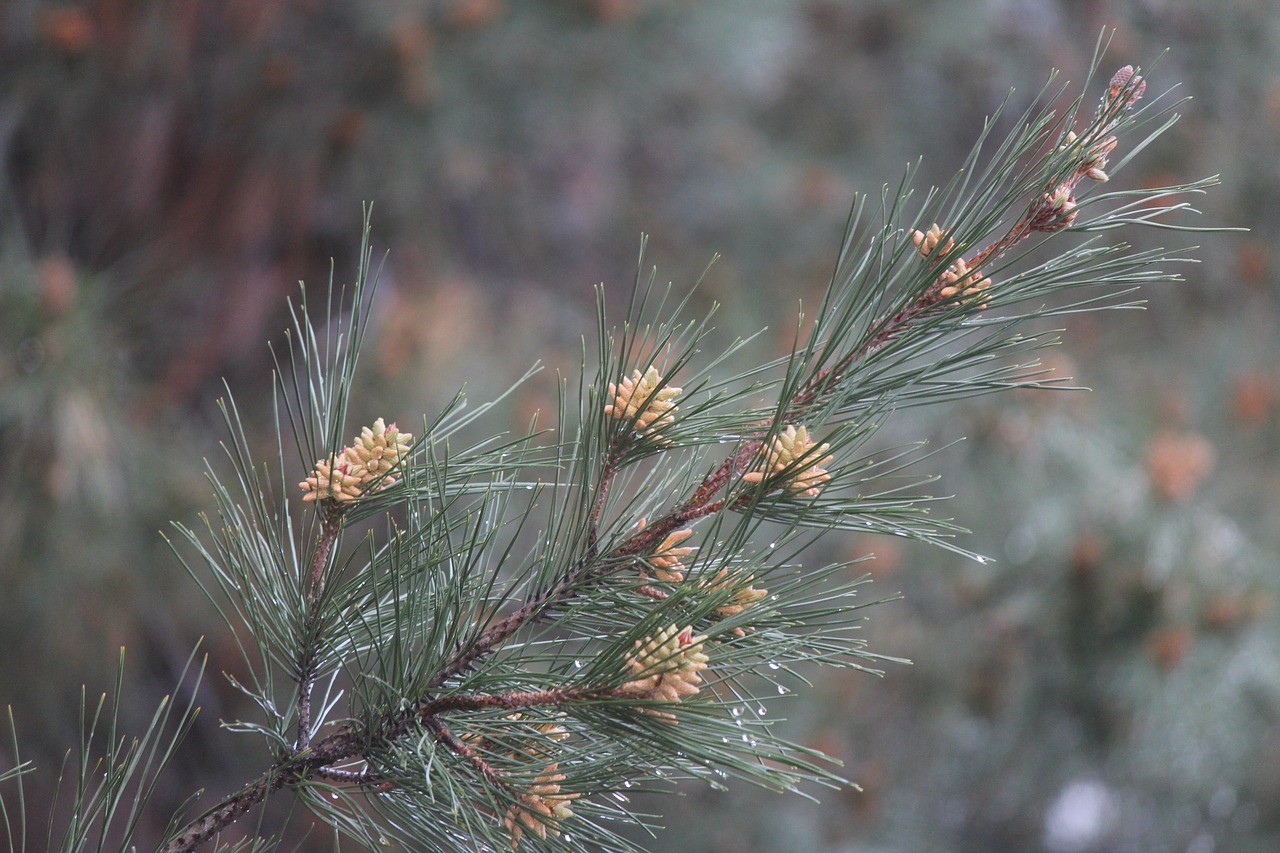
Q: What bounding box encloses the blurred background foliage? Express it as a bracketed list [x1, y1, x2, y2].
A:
[1, 0, 1277, 850]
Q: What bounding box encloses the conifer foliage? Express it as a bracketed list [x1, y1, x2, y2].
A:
[1, 45, 1225, 852]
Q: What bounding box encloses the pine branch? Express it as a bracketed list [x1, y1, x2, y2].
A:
[159, 55, 1226, 851]
[5, 47, 1231, 853]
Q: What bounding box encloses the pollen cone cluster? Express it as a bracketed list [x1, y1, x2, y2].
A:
[503, 762, 580, 848]
[911, 223, 955, 258]
[742, 425, 833, 497]
[1060, 130, 1118, 183]
[605, 366, 681, 439]
[299, 418, 413, 503]
[621, 625, 709, 722]
[702, 568, 769, 636]
[936, 256, 992, 304]
[634, 518, 696, 584]
[909, 223, 992, 306]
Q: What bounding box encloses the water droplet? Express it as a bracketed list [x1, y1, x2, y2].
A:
[573, 659, 583, 669]
[730, 707, 742, 717]
[768, 542, 777, 549]
[767, 661, 780, 670]
[777, 685, 789, 695]
[756, 706, 767, 716]
[623, 780, 633, 788]
[975, 554, 990, 565]
[612, 792, 630, 803]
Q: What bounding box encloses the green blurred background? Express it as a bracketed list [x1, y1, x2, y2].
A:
[2, 1, 1278, 850]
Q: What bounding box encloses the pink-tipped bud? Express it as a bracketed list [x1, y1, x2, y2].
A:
[1108, 65, 1146, 106]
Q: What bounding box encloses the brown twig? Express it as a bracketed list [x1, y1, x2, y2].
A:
[312, 766, 380, 785]
[159, 771, 290, 853]
[296, 505, 346, 751]
[425, 714, 505, 785]
[585, 452, 620, 556]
